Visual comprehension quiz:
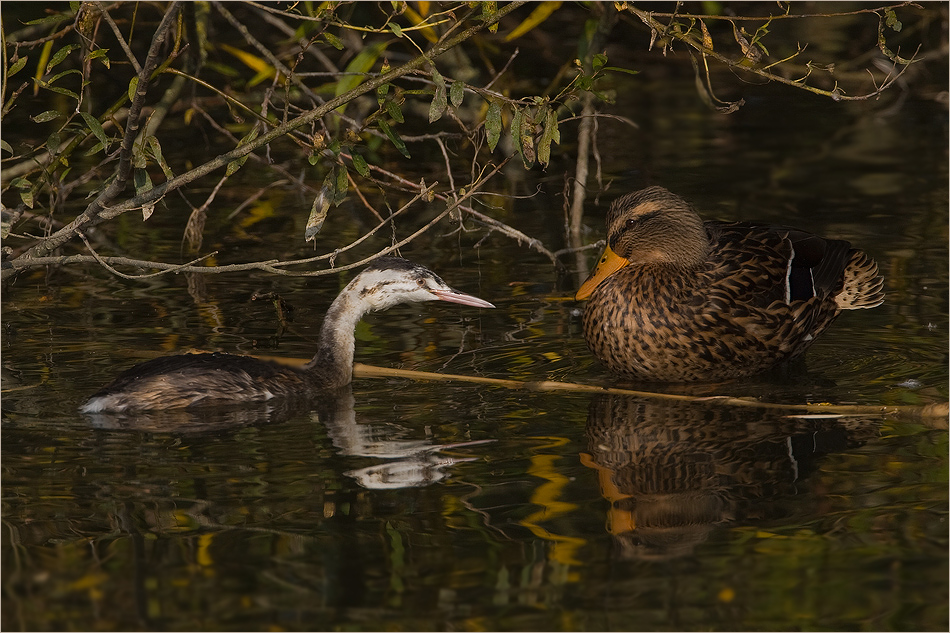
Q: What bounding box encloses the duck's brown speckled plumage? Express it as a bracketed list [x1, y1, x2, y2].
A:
[576, 187, 885, 382]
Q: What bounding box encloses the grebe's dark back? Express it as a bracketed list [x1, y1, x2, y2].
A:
[80, 257, 494, 413]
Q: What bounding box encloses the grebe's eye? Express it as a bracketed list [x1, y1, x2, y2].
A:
[417, 278, 426, 287]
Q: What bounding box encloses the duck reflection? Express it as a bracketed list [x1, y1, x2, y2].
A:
[582, 394, 880, 560]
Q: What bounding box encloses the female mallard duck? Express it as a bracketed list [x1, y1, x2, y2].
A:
[575, 186, 885, 382]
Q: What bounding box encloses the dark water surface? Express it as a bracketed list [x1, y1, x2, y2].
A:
[3, 20, 948, 633]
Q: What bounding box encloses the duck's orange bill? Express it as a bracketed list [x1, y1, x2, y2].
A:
[575, 245, 630, 300]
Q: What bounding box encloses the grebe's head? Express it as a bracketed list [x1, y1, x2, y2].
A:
[349, 257, 495, 312]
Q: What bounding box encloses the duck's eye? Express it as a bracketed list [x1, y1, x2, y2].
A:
[625, 218, 638, 230]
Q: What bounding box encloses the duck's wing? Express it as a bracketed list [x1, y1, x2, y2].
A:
[705, 221, 853, 307]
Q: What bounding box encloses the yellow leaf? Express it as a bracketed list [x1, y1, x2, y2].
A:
[239, 200, 276, 229]
[69, 572, 108, 591]
[197, 533, 215, 567]
[219, 43, 276, 78]
[403, 6, 438, 43]
[504, 1, 562, 42]
[34, 40, 54, 96]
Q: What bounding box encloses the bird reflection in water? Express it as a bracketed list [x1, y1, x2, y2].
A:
[317, 389, 493, 489]
[581, 394, 880, 561]
[86, 386, 491, 490]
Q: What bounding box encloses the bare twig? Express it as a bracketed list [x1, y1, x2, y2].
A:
[78, 231, 218, 279]
[97, 2, 143, 74]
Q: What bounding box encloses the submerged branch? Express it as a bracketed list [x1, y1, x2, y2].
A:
[352, 363, 950, 425]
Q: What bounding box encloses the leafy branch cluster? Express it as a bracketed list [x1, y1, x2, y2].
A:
[617, 1, 921, 112]
[0, 1, 930, 283]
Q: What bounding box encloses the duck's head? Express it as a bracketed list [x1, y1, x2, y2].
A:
[575, 187, 710, 300]
[349, 257, 495, 312]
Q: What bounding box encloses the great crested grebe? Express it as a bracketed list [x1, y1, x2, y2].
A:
[81, 257, 494, 413]
[575, 186, 884, 381]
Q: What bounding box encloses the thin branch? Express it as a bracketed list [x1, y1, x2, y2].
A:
[97, 2, 143, 74]
[78, 232, 218, 279]
[351, 363, 950, 424]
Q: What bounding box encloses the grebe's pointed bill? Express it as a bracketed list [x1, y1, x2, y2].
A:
[431, 288, 495, 309]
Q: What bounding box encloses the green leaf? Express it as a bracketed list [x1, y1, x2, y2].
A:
[226, 154, 249, 176]
[480, 1, 499, 33]
[335, 163, 349, 204]
[89, 48, 110, 69]
[377, 81, 391, 105]
[385, 99, 405, 124]
[485, 101, 502, 152]
[128, 76, 138, 102]
[34, 79, 79, 100]
[351, 152, 370, 177]
[47, 132, 61, 153]
[885, 9, 902, 32]
[226, 128, 259, 175]
[389, 22, 403, 37]
[377, 119, 410, 158]
[20, 189, 34, 209]
[146, 135, 174, 179]
[31, 110, 62, 123]
[84, 141, 106, 156]
[45, 68, 83, 86]
[7, 56, 28, 78]
[511, 107, 534, 168]
[322, 31, 344, 50]
[592, 52, 607, 73]
[538, 108, 560, 166]
[511, 107, 523, 162]
[46, 44, 80, 74]
[428, 69, 447, 123]
[80, 112, 110, 151]
[134, 168, 153, 195]
[450, 80, 464, 108]
[603, 65, 640, 76]
[24, 13, 72, 26]
[10, 177, 31, 190]
[0, 139, 13, 155]
[335, 41, 389, 101]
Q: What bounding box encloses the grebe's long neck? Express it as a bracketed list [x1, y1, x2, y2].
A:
[305, 288, 366, 390]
